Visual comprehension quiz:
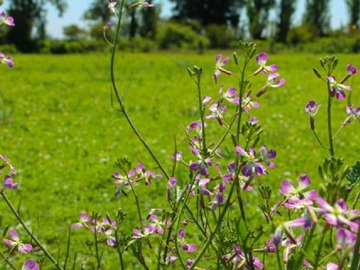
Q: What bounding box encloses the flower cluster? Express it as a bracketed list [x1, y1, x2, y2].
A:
[0, 11, 14, 68]
[72, 212, 117, 247]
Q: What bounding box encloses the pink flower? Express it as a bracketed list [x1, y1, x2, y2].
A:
[214, 53, 231, 83]
[22, 260, 39, 270]
[254, 52, 278, 75]
[3, 229, 33, 254]
[0, 12, 15, 26]
[327, 76, 351, 100]
[3, 175, 18, 189]
[256, 73, 285, 97]
[0, 52, 14, 68]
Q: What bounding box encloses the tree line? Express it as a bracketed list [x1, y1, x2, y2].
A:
[2, 0, 360, 52]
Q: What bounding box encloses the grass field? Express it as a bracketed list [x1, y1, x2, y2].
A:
[1, 51, 360, 269]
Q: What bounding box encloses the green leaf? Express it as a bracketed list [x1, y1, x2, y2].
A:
[347, 161, 360, 185]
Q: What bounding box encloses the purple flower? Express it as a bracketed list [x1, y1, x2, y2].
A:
[236, 146, 268, 177]
[254, 52, 278, 75]
[219, 87, 239, 104]
[214, 53, 231, 83]
[71, 212, 92, 229]
[305, 100, 319, 116]
[256, 73, 285, 97]
[336, 227, 356, 251]
[0, 12, 15, 26]
[0, 52, 14, 68]
[316, 197, 359, 232]
[347, 63, 358, 75]
[0, 154, 17, 174]
[3, 175, 18, 189]
[206, 102, 227, 125]
[128, 163, 162, 185]
[327, 76, 351, 100]
[242, 92, 260, 113]
[178, 229, 197, 253]
[148, 214, 165, 235]
[22, 260, 39, 270]
[3, 229, 33, 254]
[222, 245, 264, 269]
[189, 146, 212, 176]
[326, 262, 339, 270]
[343, 104, 360, 126]
[259, 145, 276, 168]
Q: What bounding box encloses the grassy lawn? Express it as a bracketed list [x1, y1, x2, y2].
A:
[0, 51, 359, 268]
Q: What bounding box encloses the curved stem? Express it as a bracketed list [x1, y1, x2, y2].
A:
[110, 0, 169, 180]
[0, 191, 63, 270]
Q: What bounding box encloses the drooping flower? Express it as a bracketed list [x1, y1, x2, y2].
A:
[256, 73, 285, 97]
[327, 76, 351, 100]
[305, 100, 319, 116]
[71, 212, 92, 229]
[343, 104, 360, 126]
[21, 260, 39, 270]
[254, 52, 278, 75]
[3, 175, 18, 189]
[0, 52, 14, 68]
[347, 63, 358, 75]
[3, 229, 33, 254]
[0, 154, 17, 174]
[214, 53, 231, 83]
[0, 12, 15, 26]
[178, 229, 197, 253]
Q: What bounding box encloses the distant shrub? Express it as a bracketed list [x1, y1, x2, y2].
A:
[205, 24, 233, 48]
[156, 21, 210, 50]
[118, 37, 157, 52]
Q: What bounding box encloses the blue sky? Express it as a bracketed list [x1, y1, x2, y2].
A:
[6, 0, 349, 38]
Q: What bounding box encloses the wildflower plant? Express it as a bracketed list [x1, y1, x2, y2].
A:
[0, 0, 359, 270]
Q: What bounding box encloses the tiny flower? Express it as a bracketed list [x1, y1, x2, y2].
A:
[214, 53, 231, 83]
[256, 73, 285, 97]
[71, 212, 92, 229]
[242, 92, 259, 113]
[236, 146, 267, 177]
[0, 154, 17, 174]
[347, 63, 357, 75]
[3, 229, 33, 254]
[0, 52, 14, 68]
[336, 227, 356, 251]
[219, 87, 239, 104]
[327, 76, 351, 100]
[326, 262, 339, 270]
[103, 21, 113, 30]
[305, 100, 319, 116]
[254, 52, 278, 75]
[189, 146, 213, 176]
[3, 175, 18, 189]
[22, 260, 39, 270]
[108, 1, 117, 14]
[259, 145, 276, 168]
[206, 102, 227, 125]
[148, 214, 165, 235]
[167, 176, 177, 188]
[178, 229, 197, 253]
[0, 12, 15, 26]
[343, 104, 360, 126]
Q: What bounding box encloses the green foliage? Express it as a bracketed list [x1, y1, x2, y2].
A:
[156, 21, 210, 50]
[205, 24, 233, 49]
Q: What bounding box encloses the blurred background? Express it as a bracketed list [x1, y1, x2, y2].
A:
[1, 0, 360, 54]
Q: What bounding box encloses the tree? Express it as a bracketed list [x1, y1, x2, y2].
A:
[63, 24, 87, 41]
[246, 0, 276, 40]
[7, 0, 67, 52]
[138, 0, 159, 39]
[303, 0, 330, 36]
[169, 0, 243, 26]
[346, 0, 360, 30]
[83, 0, 112, 23]
[275, 0, 296, 43]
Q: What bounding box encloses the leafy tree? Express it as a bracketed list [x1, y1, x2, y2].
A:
[7, 0, 67, 52]
[246, 0, 276, 40]
[63, 24, 87, 41]
[138, 0, 159, 39]
[169, 0, 243, 26]
[83, 0, 112, 23]
[346, 0, 360, 30]
[303, 0, 330, 36]
[275, 0, 296, 43]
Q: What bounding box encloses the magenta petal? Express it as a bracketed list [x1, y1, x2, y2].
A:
[298, 174, 310, 189]
[22, 259, 39, 270]
[280, 180, 294, 195]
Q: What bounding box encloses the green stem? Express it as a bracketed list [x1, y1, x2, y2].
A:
[326, 81, 335, 157]
[110, 0, 169, 180]
[0, 250, 17, 270]
[313, 227, 328, 270]
[0, 191, 63, 270]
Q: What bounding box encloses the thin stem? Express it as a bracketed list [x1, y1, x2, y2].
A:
[0, 250, 17, 270]
[110, 0, 169, 180]
[326, 80, 335, 157]
[63, 227, 72, 270]
[0, 191, 63, 270]
[313, 227, 328, 270]
[311, 129, 330, 150]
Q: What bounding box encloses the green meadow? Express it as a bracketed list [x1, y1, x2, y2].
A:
[1, 52, 360, 268]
